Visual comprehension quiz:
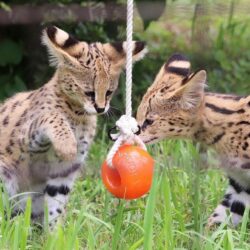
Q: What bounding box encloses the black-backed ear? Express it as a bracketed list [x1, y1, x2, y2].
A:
[42, 26, 87, 67]
[164, 53, 191, 78]
[172, 70, 206, 110]
[103, 41, 147, 64]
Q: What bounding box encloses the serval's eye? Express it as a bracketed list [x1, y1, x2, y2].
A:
[141, 119, 154, 131]
[85, 91, 95, 102]
[85, 91, 95, 98]
[106, 90, 113, 97]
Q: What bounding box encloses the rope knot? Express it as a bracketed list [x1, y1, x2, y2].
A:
[116, 115, 139, 137]
[106, 115, 146, 168]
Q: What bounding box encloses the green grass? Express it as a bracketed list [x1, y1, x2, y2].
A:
[1, 138, 250, 250]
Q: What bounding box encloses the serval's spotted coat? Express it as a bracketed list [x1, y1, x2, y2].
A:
[137, 54, 250, 227]
[0, 26, 147, 229]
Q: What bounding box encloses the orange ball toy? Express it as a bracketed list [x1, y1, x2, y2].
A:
[101, 144, 154, 200]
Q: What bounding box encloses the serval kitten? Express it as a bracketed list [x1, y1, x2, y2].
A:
[137, 54, 250, 227]
[0, 26, 147, 229]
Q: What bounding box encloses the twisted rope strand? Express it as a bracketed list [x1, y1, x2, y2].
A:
[125, 0, 133, 117]
[106, 0, 146, 167]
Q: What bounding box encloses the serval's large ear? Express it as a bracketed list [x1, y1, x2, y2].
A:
[103, 41, 147, 68]
[42, 26, 87, 67]
[149, 54, 191, 91]
[171, 70, 207, 110]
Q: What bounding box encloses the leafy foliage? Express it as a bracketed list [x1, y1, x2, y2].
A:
[210, 20, 250, 94]
[0, 38, 27, 99]
[0, 39, 23, 66]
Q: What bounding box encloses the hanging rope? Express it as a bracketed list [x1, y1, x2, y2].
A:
[125, 0, 133, 117]
[106, 0, 146, 168]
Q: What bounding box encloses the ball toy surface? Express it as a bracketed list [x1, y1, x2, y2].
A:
[101, 144, 154, 200]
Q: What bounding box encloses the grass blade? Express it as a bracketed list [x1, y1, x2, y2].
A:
[111, 200, 125, 250]
[143, 174, 158, 250]
[20, 198, 31, 250]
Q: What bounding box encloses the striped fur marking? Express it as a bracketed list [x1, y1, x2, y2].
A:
[229, 178, 243, 193]
[241, 162, 250, 169]
[224, 193, 232, 200]
[166, 53, 189, 66]
[46, 26, 78, 49]
[166, 66, 190, 76]
[206, 93, 245, 101]
[221, 199, 230, 207]
[46, 26, 57, 43]
[210, 132, 225, 145]
[230, 201, 245, 216]
[62, 36, 79, 48]
[165, 54, 190, 76]
[44, 184, 70, 196]
[236, 121, 250, 125]
[205, 103, 245, 115]
[110, 42, 124, 53]
[133, 41, 146, 55]
[52, 28, 69, 46]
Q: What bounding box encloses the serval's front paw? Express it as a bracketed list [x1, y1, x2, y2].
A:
[47, 213, 64, 232]
[53, 138, 77, 161]
[206, 214, 223, 230]
[206, 205, 228, 229]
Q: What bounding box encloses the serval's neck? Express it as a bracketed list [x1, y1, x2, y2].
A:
[192, 92, 245, 147]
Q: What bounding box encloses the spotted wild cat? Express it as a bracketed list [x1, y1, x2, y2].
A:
[137, 54, 250, 227]
[0, 26, 147, 229]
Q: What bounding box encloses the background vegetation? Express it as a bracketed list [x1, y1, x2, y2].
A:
[0, 0, 250, 249]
